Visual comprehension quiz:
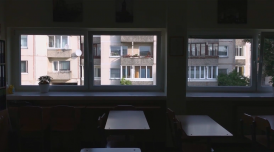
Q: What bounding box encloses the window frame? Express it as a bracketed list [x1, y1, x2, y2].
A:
[21, 60, 28, 74]
[110, 68, 121, 79]
[139, 46, 151, 57]
[218, 45, 228, 57]
[187, 29, 258, 92]
[48, 35, 70, 49]
[21, 35, 28, 48]
[10, 28, 165, 92]
[52, 61, 71, 72]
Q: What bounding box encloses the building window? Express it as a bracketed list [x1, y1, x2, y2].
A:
[122, 66, 131, 78]
[94, 67, 101, 78]
[110, 46, 128, 56]
[93, 44, 101, 58]
[48, 35, 69, 49]
[188, 66, 205, 79]
[236, 46, 244, 56]
[53, 61, 70, 72]
[110, 68, 120, 79]
[188, 43, 219, 57]
[207, 66, 217, 79]
[235, 66, 244, 75]
[219, 46, 228, 57]
[21, 35, 28, 48]
[139, 46, 151, 56]
[218, 69, 227, 75]
[21, 61, 28, 73]
[134, 66, 152, 78]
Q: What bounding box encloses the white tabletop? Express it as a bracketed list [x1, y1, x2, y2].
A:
[80, 148, 141, 152]
[105, 110, 150, 130]
[175, 115, 233, 137]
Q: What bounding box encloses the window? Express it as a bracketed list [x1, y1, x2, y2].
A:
[21, 35, 28, 48]
[236, 46, 244, 56]
[53, 61, 70, 72]
[110, 68, 120, 79]
[139, 46, 151, 56]
[219, 46, 228, 57]
[218, 69, 227, 75]
[188, 37, 252, 89]
[21, 61, 28, 73]
[48, 35, 69, 49]
[15, 30, 163, 91]
[110, 46, 127, 56]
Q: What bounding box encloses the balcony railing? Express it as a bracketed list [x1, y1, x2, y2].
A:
[47, 49, 72, 58]
[47, 71, 71, 80]
[121, 36, 154, 42]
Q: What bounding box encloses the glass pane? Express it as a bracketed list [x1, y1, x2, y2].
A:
[93, 35, 157, 85]
[21, 35, 27, 47]
[62, 36, 68, 48]
[111, 69, 120, 78]
[261, 37, 274, 87]
[21, 35, 84, 85]
[55, 35, 61, 48]
[188, 38, 251, 87]
[21, 61, 26, 73]
[195, 66, 199, 78]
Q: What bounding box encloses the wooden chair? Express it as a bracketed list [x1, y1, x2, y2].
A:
[173, 118, 209, 152]
[18, 106, 44, 151]
[50, 105, 76, 151]
[254, 116, 274, 150]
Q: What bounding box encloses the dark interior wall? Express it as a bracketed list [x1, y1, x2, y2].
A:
[3, 0, 274, 139]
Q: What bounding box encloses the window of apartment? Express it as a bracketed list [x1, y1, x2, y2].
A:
[93, 44, 101, 58]
[218, 69, 227, 75]
[21, 35, 28, 48]
[219, 46, 228, 57]
[21, 61, 28, 73]
[110, 68, 120, 79]
[122, 66, 131, 78]
[235, 66, 244, 75]
[139, 46, 151, 56]
[48, 35, 69, 49]
[94, 67, 101, 78]
[53, 61, 70, 72]
[187, 36, 253, 91]
[134, 66, 152, 78]
[236, 46, 244, 56]
[19, 34, 84, 87]
[110, 46, 127, 56]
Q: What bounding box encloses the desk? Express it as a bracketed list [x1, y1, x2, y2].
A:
[175, 115, 232, 137]
[105, 110, 149, 130]
[80, 148, 141, 152]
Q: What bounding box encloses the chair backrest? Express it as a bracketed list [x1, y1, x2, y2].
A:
[18, 106, 43, 131]
[113, 105, 136, 110]
[240, 113, 254, 134]
[98, 113, 107, 129]
[50, 105, 75, 131]
[255, 116, 271, 131]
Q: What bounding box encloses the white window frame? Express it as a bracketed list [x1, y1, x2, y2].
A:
[21, 61, 28, 74]
[188, 66, 206, 80]
[218, 45, 228, 57]
[236, 46, 244, 56]
[10, 29, 164, 92]
[121, 65, 131, 79]
[94, 66, 101, 80]
[110, 68, 120, 79]
[52, 61, 71, 72]
[187, 29, 257, 92]
[206, 66, 218, 79]
[235, 66, 245, 75]
[48, 35, 70, 49]
[21, 35, 28, 48]
[110, 46, 128, 57]
[218, 68, 228, 75]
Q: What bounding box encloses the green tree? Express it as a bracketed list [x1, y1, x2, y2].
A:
[218, 69, 250, 86]
[120, 77, 132, 85]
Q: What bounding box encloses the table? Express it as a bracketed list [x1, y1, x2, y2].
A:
[105, 110, 150, 130]
[175, 115, 233, 137]
[80, 148, 141, 152]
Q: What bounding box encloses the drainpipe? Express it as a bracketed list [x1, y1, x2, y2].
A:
[33, 35, 36, 84]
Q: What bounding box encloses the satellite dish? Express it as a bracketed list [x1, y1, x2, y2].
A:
[75, 50, 82, 56]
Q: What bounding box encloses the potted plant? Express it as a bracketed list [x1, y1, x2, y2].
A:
[38, 75, 52, 93]
[132, 54, 139, 58]
[123, 54, 132, 58]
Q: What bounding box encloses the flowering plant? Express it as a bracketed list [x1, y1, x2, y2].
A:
[38, 75, 53, 84]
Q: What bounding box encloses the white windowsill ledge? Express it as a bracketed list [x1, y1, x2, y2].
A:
[6, 92, 167, 100]
[186, 92, 274, 97]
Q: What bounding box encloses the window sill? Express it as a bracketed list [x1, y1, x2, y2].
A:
[186, 92, 274, 98]
[6, 91, 166, 100]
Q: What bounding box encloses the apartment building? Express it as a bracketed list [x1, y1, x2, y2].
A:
[187, 39, 251, 86]
[21, 35, 157, 86]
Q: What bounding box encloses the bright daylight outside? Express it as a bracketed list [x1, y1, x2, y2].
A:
[188, 38, 252, 87]
[21, 35, 84, 85]
[93, 35, 157, 85]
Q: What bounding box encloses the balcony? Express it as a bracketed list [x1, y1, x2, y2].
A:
[121, 57, 154, 66]
[47, 71, 71, 80]
[47, 49, 72, 58]
[188, 58, 218, 66]
[235, 59, 245, 65]
[121, 36, 154, 42]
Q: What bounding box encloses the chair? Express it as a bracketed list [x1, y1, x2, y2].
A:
[18, 106, 44, 151]
[166, 108, 176, 145]
[98, 113, 108, 147]
[240, 113, 255, 142]
[173, 118, 209, 152]
[50, 105, 76, 151]
[254, 116, 274, 150]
